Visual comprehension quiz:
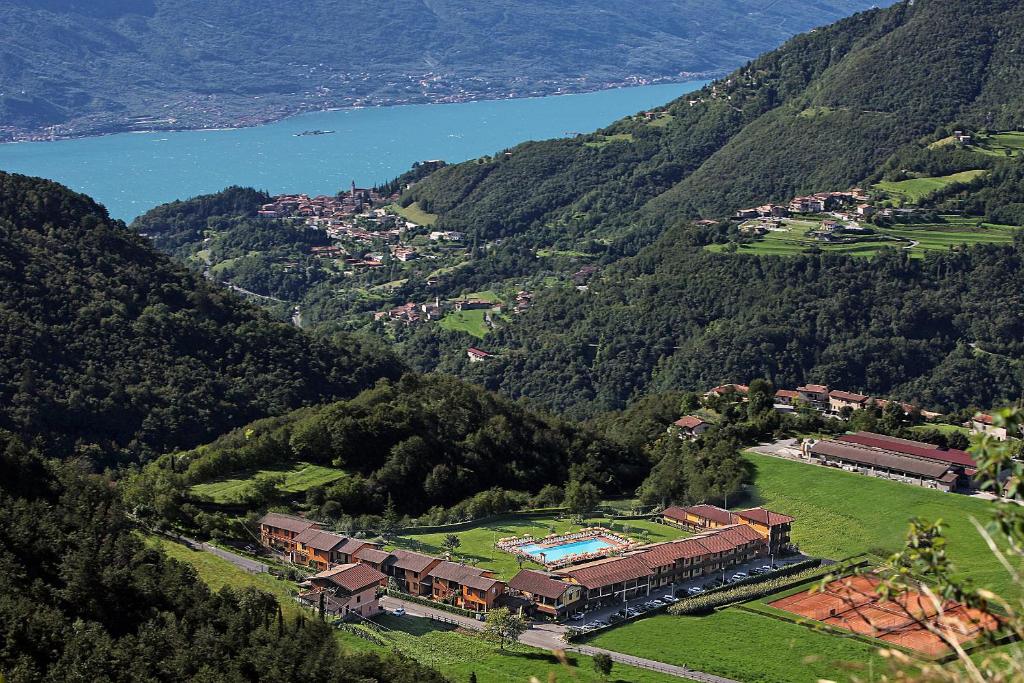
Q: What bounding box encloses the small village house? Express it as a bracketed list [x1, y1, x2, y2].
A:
[829, 390, 870, 413]
[796, 383, 830, 407]
[971, 413, 1010, 440]
[467, 347, 492, 363]
[300, 563, 386, 619]
[672, 415, 709, 440]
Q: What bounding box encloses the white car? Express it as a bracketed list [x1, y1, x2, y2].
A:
[661, 594, 679, 603]
[392, 607, 406, 616]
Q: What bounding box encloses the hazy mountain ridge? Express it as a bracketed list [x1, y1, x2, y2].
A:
[0, 0, 886, 139]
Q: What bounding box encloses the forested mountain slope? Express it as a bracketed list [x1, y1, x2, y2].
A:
[0, 172, 400, 466]
[0, 429, 442, 683]
[435, 228, 1024, 418]
[404, 0, 1024, 241]
[0, 0, 885, 139]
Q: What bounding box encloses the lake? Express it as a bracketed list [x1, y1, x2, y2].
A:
[0, 82, 705, 221]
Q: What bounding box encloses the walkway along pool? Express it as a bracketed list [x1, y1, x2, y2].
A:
[519, 537, 616, 563]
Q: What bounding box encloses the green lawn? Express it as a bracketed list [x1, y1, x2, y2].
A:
[875, 170, 986, 204]
[743, 452, 1017, 596]
[393, 515, 688, 580]
[973, 131, 1024, 157]
[439, 309, 490, 338]
[190, 462, 347, 503]
[587, 611, 885, 683]
[584, 133, 635, 149]
[371, 613, 683, 683]
[388, 202, 438, 226]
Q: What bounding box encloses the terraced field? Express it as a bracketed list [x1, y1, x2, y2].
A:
[706, 216, 1020, 259]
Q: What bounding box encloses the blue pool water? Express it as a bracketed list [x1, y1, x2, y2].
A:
[0, 82, 705, 221]
[520, 537, 615, 563]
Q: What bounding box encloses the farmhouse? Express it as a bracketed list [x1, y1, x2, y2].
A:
[429, 561, 505, 611]
[796, 384, 830, 407]
[971, 413, 1010, 440]
[706, 384, 749, 398]
[467, 347, 492, 363]
[804, 431, 978, 491]
[774, 389, 799, 405]
[671, 415, 709, 440]
[258, 512, 322, 555]
[829, 390, 870, 413]
[299, 563, 386, 619]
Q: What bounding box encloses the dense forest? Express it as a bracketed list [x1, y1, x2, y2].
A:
[0, 173, 400, 467]
[132, 374, 650, 524]
[401, 227, 1024, 418]
[0, 429, 444, 683]
[0, 0, 884, 138]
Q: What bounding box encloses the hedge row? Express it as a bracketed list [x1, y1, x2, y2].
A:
[395, 508, 569, 534]
[380, 588, 479, 618]
[668, 562, 832, 615]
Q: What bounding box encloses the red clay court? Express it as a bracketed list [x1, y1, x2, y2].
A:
[769, 574, 999, 657]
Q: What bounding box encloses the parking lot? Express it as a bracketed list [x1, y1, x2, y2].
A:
[567, 554, 810, 634]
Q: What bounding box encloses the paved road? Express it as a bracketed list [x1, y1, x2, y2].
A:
[379, 595, 739, 683]
[173, 534, 269, 573]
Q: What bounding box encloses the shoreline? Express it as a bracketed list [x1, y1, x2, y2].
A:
[0, 76, 716, 146]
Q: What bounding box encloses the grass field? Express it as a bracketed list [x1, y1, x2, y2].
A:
[190, 462, 347, 503]
[584, 133, 635, 149]
[439, 309, 490, 338]
[706, 216, 1020, 259]
[367, 614, 683, 683]
[587, 611, 885, 683]
[388, 201, 439, 226]
[743, 452, 1016, 596]
[875, 170, 987, 204]
[973, 131, 1024, 158]
[393, 515, 688, 580]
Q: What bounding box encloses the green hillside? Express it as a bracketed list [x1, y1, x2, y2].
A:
[0, 172, 400, 465]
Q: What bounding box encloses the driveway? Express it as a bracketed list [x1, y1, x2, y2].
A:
[173, 533, 269, 573]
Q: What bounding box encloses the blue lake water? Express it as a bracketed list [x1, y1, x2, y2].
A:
[0, 82, 705, 221]
[520, 537, 615, 562]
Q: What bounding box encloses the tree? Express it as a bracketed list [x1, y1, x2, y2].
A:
[564, 479, 601, 515]
[442, 533, 461, 555]
[483, 607, 527, 650]
[592, 652, 614, 678]
[380, 494, 400, 539]
[874, 407, 1024, 682]
[469, 673, 477, 683]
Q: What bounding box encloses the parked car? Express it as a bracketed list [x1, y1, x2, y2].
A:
[687, 586, 704, 595]
[731, 572, 748, 580]
[758, 564, 773, 572]
[392, 607, 406, 616]
[662, 594, 679, 603]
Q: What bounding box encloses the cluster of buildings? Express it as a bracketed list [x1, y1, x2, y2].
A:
[507, 504, 794, 619]
[733, 189, 872, 222]
[701, 381, 940, 421]
[258, 502, 796, 622]
[373, 296, 511, 328]
[803, 432, 979, 492]
[258, 513, 506, 618]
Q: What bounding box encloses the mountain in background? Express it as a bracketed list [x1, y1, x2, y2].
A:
[0, 172, 400, 466]
[403, 0, 1024, 242]
[0, 0, 886, 139]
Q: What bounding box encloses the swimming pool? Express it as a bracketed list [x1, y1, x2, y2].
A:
[519, 537, 616, 563]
